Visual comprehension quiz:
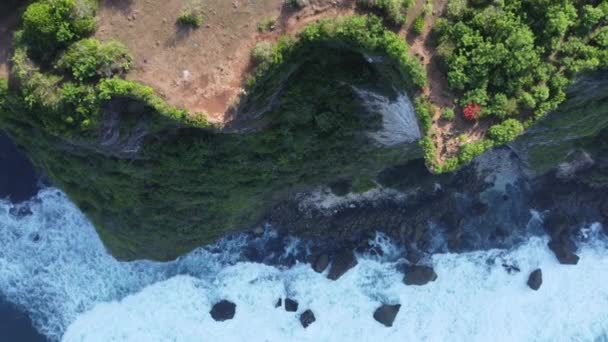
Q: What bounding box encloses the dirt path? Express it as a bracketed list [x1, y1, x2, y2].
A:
[403, 0, 489, 164]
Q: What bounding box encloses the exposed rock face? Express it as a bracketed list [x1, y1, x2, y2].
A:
[312, 253, 330, 273]
[327, 249, 358, 280]
[402, 265, 438, 286]
[548, 240, 580, 265]
[373, 304, 401, 327]
[285, 298, 298, 312]
[210, 300, 236, 321]
[527, 269, 543, 290]
[556, 150, 594, 179]
[299, 309, 316, 328]
[275, 298, 282, 308]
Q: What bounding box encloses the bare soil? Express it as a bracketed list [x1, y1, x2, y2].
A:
[95, 0, 355, 124]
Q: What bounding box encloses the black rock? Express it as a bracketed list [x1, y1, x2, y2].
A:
[327, 249, 358, 280]
[527, 268, 542, 290]
[285, 298, 298, 312]
[548, 240, 579, 265]
[403, 265, 438, 286]
[275, 298, 282, 308]
[329, 179, 351, 196]
[299, 309, 316, 328]
[502, 263, 521, 274]
[210, 300, 236, 321]
[373, 304, 401, 327]
[312, 253, 330, 273]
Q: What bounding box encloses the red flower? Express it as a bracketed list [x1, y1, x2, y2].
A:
[463, 103, 481, 121]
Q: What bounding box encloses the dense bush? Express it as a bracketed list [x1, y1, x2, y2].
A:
[459, 139, 494, 163]
[251, 41, 275, 65]
[250, 15, 426, 95]
[177, 9, 203, 28]
[431, 0, 608, 169]
[442, 107, 455, 120]
[56, 38, 133, 81]
[357, 0, 414, 25]
[487, 118, 524, 144]
[21, 0, 97, 62]
[412, 14, 425, 34]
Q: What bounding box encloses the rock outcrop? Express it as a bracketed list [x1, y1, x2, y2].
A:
[402, 265, 438, 286]
[527, 269, 542, 290]
[210, 300, 236, 321]
[299, 309, 316, 328]
[373, 304, 401, 327]
[285, 298, 298, 312]
[327, 249, 358, 280]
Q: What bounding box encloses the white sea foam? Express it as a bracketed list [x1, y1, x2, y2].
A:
[1, 188, 608, 342]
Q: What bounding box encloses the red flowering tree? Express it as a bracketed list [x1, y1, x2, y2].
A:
[463, 103, 481, 121]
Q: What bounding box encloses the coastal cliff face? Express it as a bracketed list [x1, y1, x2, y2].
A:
[2, 67, 607, 261]
[0, 0, 606, 261]
[0, 44, 425, 260]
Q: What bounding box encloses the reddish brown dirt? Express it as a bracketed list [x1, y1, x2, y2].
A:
[95, 0, 354, 124]
[403, 0, 489, 164]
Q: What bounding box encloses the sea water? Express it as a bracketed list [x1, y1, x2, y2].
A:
[1, 188, 607, 341]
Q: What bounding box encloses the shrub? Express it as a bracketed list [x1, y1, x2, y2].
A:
[56, 38, 133, 81]
[463, 103, 481, 120]
[257, 18, 275, 32]
[412, 14, 425, 34]
[459, 139, 494, 163]
[357, 0, 414, 25]
[442, 107, 455, 120]
[21, 0, 97, 62]
[251, 41, 275, 65]
[0, 78, 7, 110]
[177, 9, 203, 28]
[487, 118, 524, 144]
[414, 96, 433, 133]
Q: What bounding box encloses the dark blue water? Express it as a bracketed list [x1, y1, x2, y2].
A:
[0, 132, 40, 203]
[0, 298, 48, 342]
[0, 132, 46, 340]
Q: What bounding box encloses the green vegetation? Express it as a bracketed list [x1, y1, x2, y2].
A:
[21, 0, 97, 63]
[412, 14, 425, 34]
[3, 9, 427, 259]
[357, 0, 414, 25]
[251, 41, 275, 65]
[257, 18, 275, 32]
[458, 139, 495, 163]
[442, 107, 455, 120]
[56, 38, 133, 81]
[10, 0, 209, 137]
[430, 0, 608, 169]
[488, 118, 525, 144]
[246, 15, 426, 106]
[177, 8, 203, 28]
[2, 47, 421, 260]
